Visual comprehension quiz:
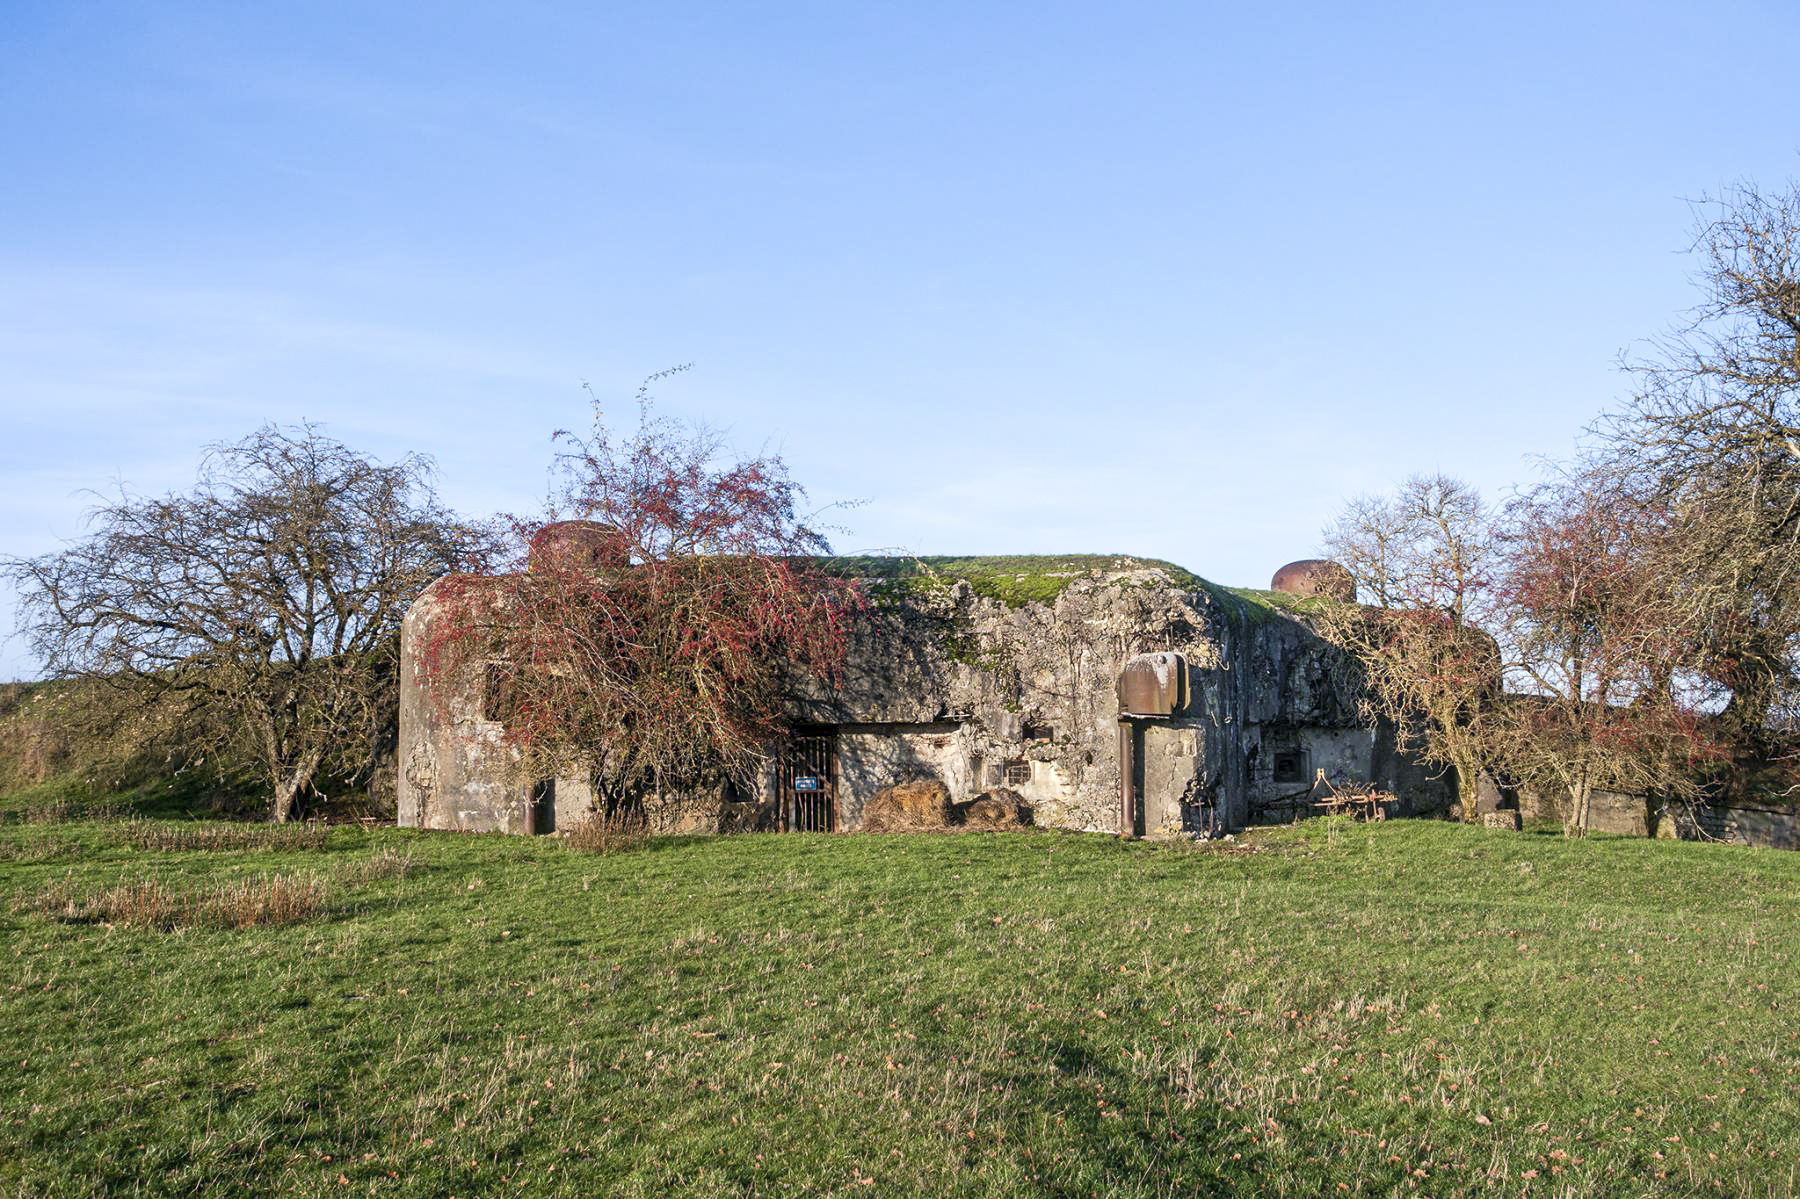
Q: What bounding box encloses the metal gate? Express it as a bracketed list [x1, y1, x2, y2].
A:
[778, 730, 837, 832]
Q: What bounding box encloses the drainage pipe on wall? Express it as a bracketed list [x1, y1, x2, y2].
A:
[1117, 719, 1136, 839]
[1115, 651, 1187, 840]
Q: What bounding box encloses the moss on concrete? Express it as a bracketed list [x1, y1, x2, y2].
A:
[1212, 584, 1327, 618]
[823, 555, 1207, 608]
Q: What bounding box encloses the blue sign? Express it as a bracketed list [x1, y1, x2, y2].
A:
[793, 777, 821, 791]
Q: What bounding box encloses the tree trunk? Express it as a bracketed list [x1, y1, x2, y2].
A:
[1455, 755, 1483, 823]
[271, 748, 323, 823]
[273, 779, 301, 824]
[1565, 779, 1591, 838]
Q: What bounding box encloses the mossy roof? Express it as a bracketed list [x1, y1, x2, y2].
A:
[818, 556, 1332, 632]
[1203, 583, 1329, 624]
[820, 554, 1229, 608]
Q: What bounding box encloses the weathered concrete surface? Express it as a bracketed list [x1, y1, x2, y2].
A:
[399, 556, 1458, 836]
[397, 576, 593, 834]
[790, 566, 1454, 834]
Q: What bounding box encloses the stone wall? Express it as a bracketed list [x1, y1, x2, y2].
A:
[1518, 783, 1800, 848]
[1691, 804, 1800, 850]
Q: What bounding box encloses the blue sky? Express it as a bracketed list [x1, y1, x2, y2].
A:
[4, 0, 1799, 678]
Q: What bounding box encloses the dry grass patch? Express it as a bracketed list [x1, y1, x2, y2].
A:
[0, 834, 85, 861]
[118, 818, 331, 853]
[334, 845, 419, 883]
[19, 870, 331, 930]
[562, 817, 648, 854]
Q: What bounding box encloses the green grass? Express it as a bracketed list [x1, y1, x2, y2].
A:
[822, 555, 1206, 607]
[813, 556, 1327, 637]
[1211, 583, 1331, 621]
[2, 819, 1798, 1197]
[0, 757, 267, 824]
[0, 678, 269, 823]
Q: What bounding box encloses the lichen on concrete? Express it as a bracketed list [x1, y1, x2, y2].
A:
[400, 548, 1457, 837]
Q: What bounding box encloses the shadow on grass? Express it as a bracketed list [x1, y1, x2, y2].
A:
[868, 994, 1406, 1198]
[986, 1037, 1279, 1195]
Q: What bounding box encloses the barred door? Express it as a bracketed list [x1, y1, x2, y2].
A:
[779, 731, 837, 832]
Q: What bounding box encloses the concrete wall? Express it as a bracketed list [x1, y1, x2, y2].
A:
[835, 726, 975, 830]
[789, 571, 1454, 835]
[398, 563, 1458, 837]
[1693, 805, 1800, 850]
[1139, 721, 1210, 836]
[398, 578, 523, 832]
[829, 723, 1087, 830]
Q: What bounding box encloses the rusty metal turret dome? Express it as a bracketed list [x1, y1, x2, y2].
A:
[1270, 559, 1354, 601]
[527, 521, 630, 572]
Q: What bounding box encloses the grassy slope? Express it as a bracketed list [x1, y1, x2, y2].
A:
[0, 680, 268, 821]
[2, 821, 1797, 1197]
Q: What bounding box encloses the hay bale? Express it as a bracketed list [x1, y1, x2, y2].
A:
[954, 788, 1034, 830]
[862, 779, 951, 832]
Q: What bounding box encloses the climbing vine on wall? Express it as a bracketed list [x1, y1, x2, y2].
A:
[423, 379, 863, 822]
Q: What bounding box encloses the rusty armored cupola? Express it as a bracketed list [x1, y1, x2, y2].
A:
[1270, 558, 1355, 601]
[1115, 651, 1189, 840]
[1116, 651, 1189, 717]
[527, 520, 630, 573]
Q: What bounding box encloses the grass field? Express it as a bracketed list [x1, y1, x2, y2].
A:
[2, 816, 1797, 1197]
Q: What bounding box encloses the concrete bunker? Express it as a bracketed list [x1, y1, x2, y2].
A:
[398, 543, 1458, 836]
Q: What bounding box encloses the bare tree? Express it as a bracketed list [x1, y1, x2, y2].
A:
[1604, 178, 1800, 738]
[1320, 472, 1726, 836]
[1489, 477, 1726, 836]
[4, 425, 487, 821]
[1317, 183, 1800, 830]
[1324, 475, 1492, 619]
[1317, 475, 1498, 820]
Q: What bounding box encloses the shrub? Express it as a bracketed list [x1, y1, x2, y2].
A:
[562, 817, 649, 854]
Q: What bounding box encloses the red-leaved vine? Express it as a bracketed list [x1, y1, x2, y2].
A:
[423, 379, 863, 825]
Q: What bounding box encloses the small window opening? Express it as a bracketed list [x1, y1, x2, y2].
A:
[986, 760, 1032, 787]
[1272, 750, 1307, 784]
[482, 662, 515, 724]
[1023, 723, 1056, 742]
